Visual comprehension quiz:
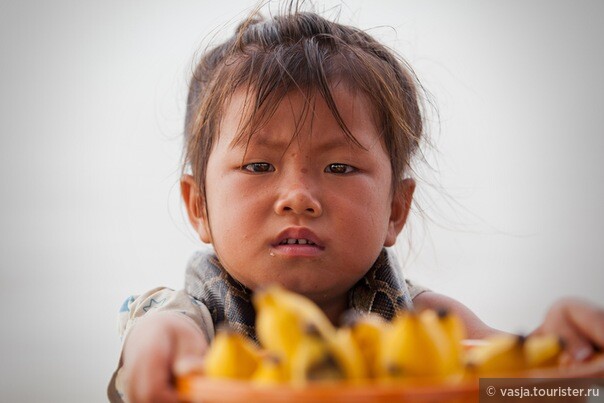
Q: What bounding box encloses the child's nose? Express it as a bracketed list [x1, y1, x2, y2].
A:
[274, 181, 322, 218]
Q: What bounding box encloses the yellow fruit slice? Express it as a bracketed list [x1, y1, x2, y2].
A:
[465, 334, 526, 374]
[348, 313, 388, 378]
[251, 354, 289, 385]
[524, 334, 563, 369]
[204, 327, 261, 380]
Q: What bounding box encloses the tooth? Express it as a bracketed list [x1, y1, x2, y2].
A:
[287, 239, 296, 245]
[298, 239, 308, 245]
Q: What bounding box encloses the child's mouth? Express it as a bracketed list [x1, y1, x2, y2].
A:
[272, 227, 325, 257]
[278, 238, 317, 246]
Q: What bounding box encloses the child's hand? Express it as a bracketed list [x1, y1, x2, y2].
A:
[532, 297, 604, 365]
[121, 311, 208, 403]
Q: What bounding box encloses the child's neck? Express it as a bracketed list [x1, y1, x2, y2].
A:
[314, 293, 348, 326]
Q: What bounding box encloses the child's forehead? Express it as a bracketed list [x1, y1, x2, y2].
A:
[221, 84, 382, 151]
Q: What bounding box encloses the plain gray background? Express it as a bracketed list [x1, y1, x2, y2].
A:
[1, 1, 603, 401]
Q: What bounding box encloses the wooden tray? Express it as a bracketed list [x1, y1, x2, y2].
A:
[177, 355, 604, 403]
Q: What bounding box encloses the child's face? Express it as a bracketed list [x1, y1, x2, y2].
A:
[183, 84, 414, 304]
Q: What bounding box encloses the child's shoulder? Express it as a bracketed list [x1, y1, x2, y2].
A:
[118, 287, 214, 342]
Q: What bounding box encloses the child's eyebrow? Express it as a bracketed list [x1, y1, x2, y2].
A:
[230, 136, 288, 150]
[231, 134, 363, 153]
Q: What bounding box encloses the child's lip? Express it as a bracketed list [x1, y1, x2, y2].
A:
[272, 227, 325, 249]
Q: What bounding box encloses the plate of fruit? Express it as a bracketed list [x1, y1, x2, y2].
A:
[177, 286, 604, 403]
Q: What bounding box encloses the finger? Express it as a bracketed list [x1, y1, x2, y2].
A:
[126, 338, 180, 403]
[126, 362, 180, 403]
[562, 298, 604, 350]
[538, 321, 594, 364]
[129, 385, 179, 403]
[174, 356, 205, 376]
[557, 331, 594, 365]
[536, 299, 597, 364]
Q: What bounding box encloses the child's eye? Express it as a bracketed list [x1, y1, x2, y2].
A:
[324, 163, 357, 174]
[241, 162, 275, 173]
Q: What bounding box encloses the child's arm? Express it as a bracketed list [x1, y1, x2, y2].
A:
[415, 292, 604, 363]
[109, 288, 213, 403]
[120, 311, 208, 402]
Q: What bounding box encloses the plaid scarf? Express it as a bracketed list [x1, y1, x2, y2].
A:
[184, 248, 413, 341]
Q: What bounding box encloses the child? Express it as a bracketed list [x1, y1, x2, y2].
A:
[109, 5, 604, 403]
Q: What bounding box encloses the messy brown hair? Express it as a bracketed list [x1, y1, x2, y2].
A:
[183, 4, 426, 199]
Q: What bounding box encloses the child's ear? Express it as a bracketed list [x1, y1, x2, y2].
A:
[181, 174, 212, 244]
[384, 178, 415, 247]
